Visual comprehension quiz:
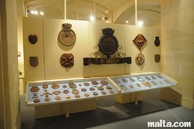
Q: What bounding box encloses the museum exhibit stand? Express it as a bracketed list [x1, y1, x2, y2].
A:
[26, 73, 177, 118]
[23, 18, 177, 119]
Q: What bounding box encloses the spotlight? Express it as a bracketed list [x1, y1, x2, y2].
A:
[40, 11, 44, 15]
[138, 21, 143, 26]
[34, 10, 38, 15]
[30, 10, 35, 14]
[90, 16, 95, 21]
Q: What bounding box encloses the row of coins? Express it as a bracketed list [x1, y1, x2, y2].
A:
[32, 85, 114, 99]
[30, 80, 110, 92]
[114, 75, 163, 83]
[120, 80, 168, 91]
[32, 89, 115, 103]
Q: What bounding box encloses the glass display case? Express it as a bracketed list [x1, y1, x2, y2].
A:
[26, 72, 177, 106]
[26, 77, 120, 106]
[109, 72, 177, 94]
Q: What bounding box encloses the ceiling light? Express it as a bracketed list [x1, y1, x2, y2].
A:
[138, 21, 143, 26]
[40, 11, 44, 15]
[30, 10, 35, 14]
[90, 16, 95, 21]
[34, 10, 38, 15]
[126, 20, 128, 23]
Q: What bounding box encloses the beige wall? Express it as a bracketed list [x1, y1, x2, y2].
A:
[160, 0, 194, 108]
[23, 18, 160, 82]
[0, 0, 21, 129]
[17, 0, 25, 75]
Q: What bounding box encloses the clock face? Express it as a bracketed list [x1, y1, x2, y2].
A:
[58, 30, 76, 46]
[98, 35, 118, 57]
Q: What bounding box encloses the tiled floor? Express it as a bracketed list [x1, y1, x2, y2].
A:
[20, 89, 194, 129]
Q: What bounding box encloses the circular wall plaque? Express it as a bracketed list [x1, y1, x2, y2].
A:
[58, 23, 76, 46]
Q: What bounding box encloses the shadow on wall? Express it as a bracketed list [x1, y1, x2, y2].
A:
[159, 87, 182, 106]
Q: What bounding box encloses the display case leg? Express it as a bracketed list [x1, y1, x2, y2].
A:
[135, 92, 138, 105]
[66, 102, 70, 117]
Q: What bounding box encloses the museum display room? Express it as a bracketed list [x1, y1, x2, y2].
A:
[1, 0, 194, 129]
[22, 18, 178, 118]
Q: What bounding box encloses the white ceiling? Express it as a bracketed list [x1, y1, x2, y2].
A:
[24, 0, 161, 27]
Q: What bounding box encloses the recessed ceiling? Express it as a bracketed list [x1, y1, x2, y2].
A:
[24, 0, 161, 27]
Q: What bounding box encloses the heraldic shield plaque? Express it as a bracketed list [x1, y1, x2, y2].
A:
[30, 56, 38, 67]
[98, 28, 119, 58]
[155, 54, 160, 63]
[83, 27, 131, 65]
[58, 23, 76, 46]
[60, 53, 74, 68]
[28, 34, 38, 44]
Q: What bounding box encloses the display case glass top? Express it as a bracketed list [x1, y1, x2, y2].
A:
[109, 72, 177, 93]
[26, 72, 177, 106]
[26, 77, 120, 106]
